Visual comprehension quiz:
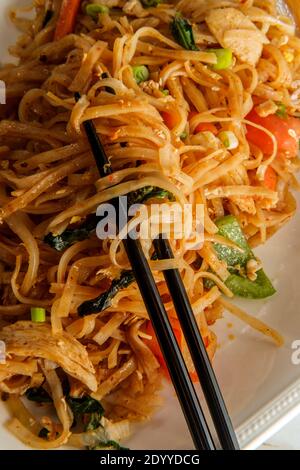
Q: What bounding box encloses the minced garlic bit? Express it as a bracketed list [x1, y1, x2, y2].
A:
[0, 340, 6, 364]
[135, 369, 143, 380]
[246, 258, 262, 282]
[70, 216, 82, 224]
[140, 79, 161, 97]
[55, 188, 68, 195]
[0, 160, 9, 169]
[271, 35, 289, 47]
[255, 100, 278, 118]
[288, 128, 298, 141]
[11, 189, 26, 197]
[283, 50, 294, 63]
[153, 128, 166, 139]
[196, 131, 221, 151]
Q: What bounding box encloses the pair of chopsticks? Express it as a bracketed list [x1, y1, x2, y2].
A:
[75, 93, 239, 450]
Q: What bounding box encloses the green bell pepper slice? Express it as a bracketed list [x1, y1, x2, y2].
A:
[225, 270, 276, 299]
[207, 215, 276, 299]
[214, 215, 252, 267]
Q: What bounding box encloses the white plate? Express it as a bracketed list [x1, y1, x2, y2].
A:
[0, 0, 300, 451]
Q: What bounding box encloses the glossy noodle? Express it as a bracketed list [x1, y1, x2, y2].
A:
[0, 0, 299, 449]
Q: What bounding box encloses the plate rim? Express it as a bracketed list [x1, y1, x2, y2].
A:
[0, 0, 299, 451]
[237, 377, 300, 449]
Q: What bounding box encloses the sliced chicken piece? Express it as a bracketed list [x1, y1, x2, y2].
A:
[0, 321, 97, 392]
[223, 164, 257, 214]
[206, 8, 269, 66]
[255, 100, 278, 118]
[123, 0, 148, 17]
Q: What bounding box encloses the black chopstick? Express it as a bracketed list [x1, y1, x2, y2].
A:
[122, 236, 215, 450]
[154, 236, 239, 450]
[75, 93, 215, 450]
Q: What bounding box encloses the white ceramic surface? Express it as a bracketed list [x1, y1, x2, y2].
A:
[260, 414, 300, 450]
[0, 0, 299, 451]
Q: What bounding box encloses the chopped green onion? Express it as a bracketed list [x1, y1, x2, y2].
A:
[209, 48, 232, 70]
[218, 130, 239, 150]
[85, 4, 109, 19]
[171, 15, 198, 51]
[276, 102, 287, 118]
[141, 0, 161, 7]
[31, 307, 46, 323]
[180, 131, 188, 139]
[161, 89, 169, 96]
[131, 65, 150, 84]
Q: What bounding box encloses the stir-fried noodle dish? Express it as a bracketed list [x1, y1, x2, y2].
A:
[0, 0, 299, 449]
